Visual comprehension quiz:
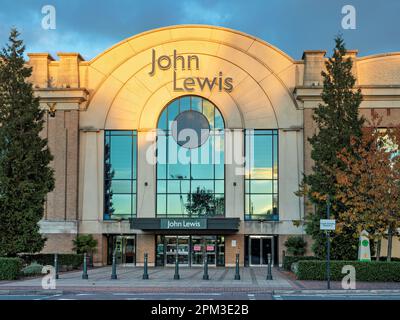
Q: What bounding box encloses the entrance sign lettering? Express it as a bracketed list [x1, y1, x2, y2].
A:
[160, 218, 207, 230]
[149, 49, 233, 92]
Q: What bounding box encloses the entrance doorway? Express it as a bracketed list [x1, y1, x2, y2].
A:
[107, 235, 136, 265]
[247, 236, 274, 266]
[156, 235, 225, 267]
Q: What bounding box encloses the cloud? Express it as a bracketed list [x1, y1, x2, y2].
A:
[0, 0, 399, 60]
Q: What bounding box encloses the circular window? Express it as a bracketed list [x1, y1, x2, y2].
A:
[171, 110, 210, 149]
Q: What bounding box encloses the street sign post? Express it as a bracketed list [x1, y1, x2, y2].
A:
[320, 219, 336, 230]
[320, 198, 335, 290]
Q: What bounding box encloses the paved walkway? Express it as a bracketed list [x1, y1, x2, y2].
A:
[0, 267, 292, 292]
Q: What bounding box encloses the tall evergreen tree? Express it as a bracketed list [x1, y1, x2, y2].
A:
[0, 29, 54, 257]
[303, 35, 364, 260]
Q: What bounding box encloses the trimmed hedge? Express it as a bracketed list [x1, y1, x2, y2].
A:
[295, 260, 400, 282]
[19, 254, 83, 270]
[282, 255, 317, 271]
[22, 262, 44, 276]
[0, 257, 23, 280]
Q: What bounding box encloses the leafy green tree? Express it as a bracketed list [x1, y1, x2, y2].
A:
[302, 35, 365, 260]
[0, 29, 54, 256]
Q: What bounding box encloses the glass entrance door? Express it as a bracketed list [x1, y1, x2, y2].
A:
[165, 236, 189, 266]
[111, 235, 136, 265]
[191, 236, 204, 266]
[249, 236, 273, 266]
[156, 235, 225, 266]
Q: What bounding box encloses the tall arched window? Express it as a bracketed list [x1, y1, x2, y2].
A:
[156, 95, 225, 217]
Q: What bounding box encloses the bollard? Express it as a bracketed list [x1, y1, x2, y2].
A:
[266, 253, 273, 280]
[111, 252, 117, 280]
[174, 255, 180, 280]
[82, 253, 89, 279]
[234, 253, 240, 280]
[54, 253, 59, 279]
[142, 253, 149, 280]
[203, 255, 209, 280]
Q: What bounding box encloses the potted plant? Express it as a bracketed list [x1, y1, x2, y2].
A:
[72, 234, 98, 267]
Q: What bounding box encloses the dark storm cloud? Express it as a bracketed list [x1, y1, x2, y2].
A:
[0, 0, 399, 60]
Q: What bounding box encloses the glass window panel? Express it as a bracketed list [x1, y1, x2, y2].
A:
[214, 194, 224, 216]
[250, 180, 273, 194]
[273, 180, 278, 194]
[167, 100, 179, 131]
[157, 194, 166, 215]
[191, 96, 202, 112]
[132, 195, 136, 215]
[215, 180, 224, 193]
[249, 135, 272, 179]
[167, 194, 186, 216]
[110, 136, 132, 179]
[157, 164, 167, 180]
[158, 109, 167, 130]
[180, 96, 191, 112]
[249, 195, 273, 216]
[191, 180, 214, 193]
[157, 135, 167, 165]
[112, 194, 132, 215]
[132, 181, 136, 194]
[157, 180, 167, 193]
[245, 194, 250, 214]
[111, 180, 131, 194]
[132, 136, 137, 179]
[245, 179, 250, 193]
[214, 108, 224, 128]
[168, 180, 190, 193]
[215, 163, 224, 180]
[273, 134, 278, 179]
[202, 100, 214, 128]
[110, 130, 134, 135]
[191, 163, 213, 179]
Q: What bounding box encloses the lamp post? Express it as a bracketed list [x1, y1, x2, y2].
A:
[326, 195, 331, 290]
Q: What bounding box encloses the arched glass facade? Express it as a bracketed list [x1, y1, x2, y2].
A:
[156, 96, 225, 217]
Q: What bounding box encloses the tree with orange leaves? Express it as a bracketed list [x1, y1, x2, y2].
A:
[335, 112, 400, 261]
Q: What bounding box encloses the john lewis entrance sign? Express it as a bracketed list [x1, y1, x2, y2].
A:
[160, 218, 207, 230]
[149, 49, 233, 93]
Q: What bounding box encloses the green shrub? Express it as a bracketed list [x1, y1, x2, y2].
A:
[0, 257, 23, 280]
[377, 257, 400, 262]
[19, 254, 83, 270]
[22, 262, 43, 276]
[295, 260, 400, 282]
[72, 235, 98, 255]
[282, 255, 317, 271]
[284, 236, 307, 256]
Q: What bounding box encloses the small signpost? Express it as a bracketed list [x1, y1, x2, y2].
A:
[320, 196, 335, 290]
[358, 230, 371, 262]
[320, 219, 336, 231]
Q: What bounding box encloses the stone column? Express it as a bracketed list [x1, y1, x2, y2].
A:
[137, 129, 156, 218]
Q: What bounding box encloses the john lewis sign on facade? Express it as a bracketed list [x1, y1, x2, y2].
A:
[160, 218, 207, 230]
[149, 49, 233, 92]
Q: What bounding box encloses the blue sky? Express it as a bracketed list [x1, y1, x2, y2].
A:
[0, 0, 398, 60]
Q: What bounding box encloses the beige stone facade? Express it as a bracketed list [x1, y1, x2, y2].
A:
[27, 25, 400, 266]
